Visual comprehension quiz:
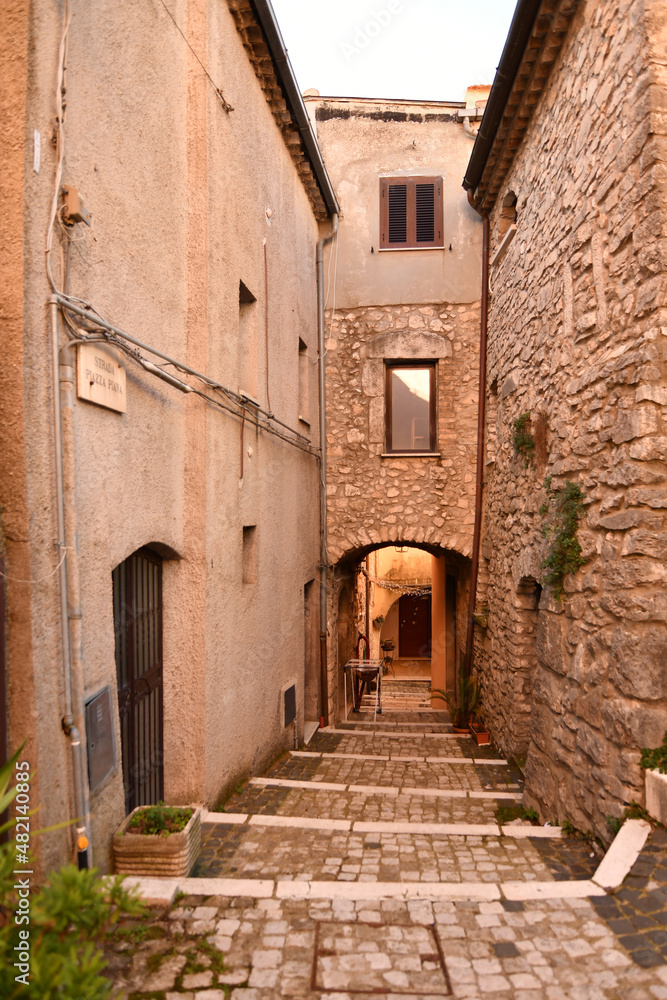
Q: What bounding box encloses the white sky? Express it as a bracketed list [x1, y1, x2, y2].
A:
[395, 368, 430, 400]
[270, 0, 518, 104]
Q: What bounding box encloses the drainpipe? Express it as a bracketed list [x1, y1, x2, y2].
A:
[364, 556, 371, 645]
[317, 214, 338, 727]
[49, 298, 90, 868]
[463, 192, 490, 679]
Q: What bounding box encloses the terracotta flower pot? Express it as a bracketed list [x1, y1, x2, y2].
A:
[113, 806, 201, 877]
[469, 722, 490, 746]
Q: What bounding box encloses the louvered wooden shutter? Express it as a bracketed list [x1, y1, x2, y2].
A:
[380, 176, 443, 249]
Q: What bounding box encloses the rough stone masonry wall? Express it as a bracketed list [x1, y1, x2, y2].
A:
[325, 302, 480, 566]
[479, 0, 667, 841]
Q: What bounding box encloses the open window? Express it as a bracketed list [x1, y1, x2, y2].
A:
[379, 176, 443, 250]
[385, 362, 436, 453]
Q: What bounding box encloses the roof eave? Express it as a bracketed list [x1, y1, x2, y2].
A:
[250, 0, 339, 217]
[463, 0, 581, 211]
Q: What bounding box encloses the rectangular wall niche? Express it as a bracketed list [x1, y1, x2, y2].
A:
[242, 525, 258, 584]
[283, 683, 297, 727]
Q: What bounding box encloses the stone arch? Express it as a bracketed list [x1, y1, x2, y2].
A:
[328, 538, 473, 720]
[330, 531, 472, 568]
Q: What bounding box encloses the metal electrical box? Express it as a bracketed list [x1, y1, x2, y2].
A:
[283, 684, 296, 727]
[85, 687, 116, 792]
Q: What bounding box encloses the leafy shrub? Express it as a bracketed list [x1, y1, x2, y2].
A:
[640, 731, 667, 774]
[127, 803, 193, 836]
[0, 748, 145, 999]
[512, 412, 535, 468]
[539, 477, 587, 601]
[432, 660, 480, 728]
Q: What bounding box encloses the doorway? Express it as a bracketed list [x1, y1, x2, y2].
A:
[112, 547, 164, 814]
[398, 593, 432, 658]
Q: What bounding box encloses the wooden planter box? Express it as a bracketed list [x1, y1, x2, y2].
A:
[469, 722, 490, 746]
[645, 769, 667, 826]
[113, 806, 201, 877]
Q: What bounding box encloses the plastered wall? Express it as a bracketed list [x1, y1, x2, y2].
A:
[13, 0, 323, 870]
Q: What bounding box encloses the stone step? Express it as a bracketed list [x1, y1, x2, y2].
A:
[194, 815, 573, 886]
[250, 776, 521, 800]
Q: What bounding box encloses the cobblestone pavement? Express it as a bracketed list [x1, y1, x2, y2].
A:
[105, 702, 667, 998]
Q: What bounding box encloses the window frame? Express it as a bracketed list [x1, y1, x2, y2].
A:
[379, 176, 444, 250]
[385, 361, 437, 454]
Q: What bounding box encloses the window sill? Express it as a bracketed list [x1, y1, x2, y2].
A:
[378, 246, 444, 252]
[381, 452, 441, 458]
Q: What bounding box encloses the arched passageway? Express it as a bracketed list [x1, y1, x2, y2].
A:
[326, 540, 471, 723]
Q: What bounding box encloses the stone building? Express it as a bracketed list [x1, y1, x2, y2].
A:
[0, 0, 337, 871]
[463, 0, 667, 839]
[305, 94, 487, 716]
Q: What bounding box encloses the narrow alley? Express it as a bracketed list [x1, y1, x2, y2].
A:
[107, 692, 667, 999]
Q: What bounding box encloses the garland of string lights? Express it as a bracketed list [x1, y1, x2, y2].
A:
[369, 578, 432, 597]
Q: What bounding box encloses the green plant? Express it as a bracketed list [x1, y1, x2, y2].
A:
[0, 748, 146, 999]
[432, 661, 480, 728]
[561, 818, 577, 836]
[539, 477, 587, 601]
[640, 730, 667, 774]
[606, 800, 664, 837]
[496, 804, 539, 826]
[380, 637, 395, 648]
[373, 615, 385, 626]
[512, 412, 535, 468]
[606, 815, 622, 836]
[127, 802, 193, 836]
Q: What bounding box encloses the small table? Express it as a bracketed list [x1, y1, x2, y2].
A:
[343, 658, 383, 722]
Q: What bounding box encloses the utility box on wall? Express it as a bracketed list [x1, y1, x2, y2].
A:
[85, 687, 116, 793]
[283, 683, 296, 727]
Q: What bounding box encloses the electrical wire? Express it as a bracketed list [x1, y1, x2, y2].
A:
[56, 294, 317, 455]
[0, 547, 69, 585]
[156, 0, 233, 112]
[45, 2, 71, 292]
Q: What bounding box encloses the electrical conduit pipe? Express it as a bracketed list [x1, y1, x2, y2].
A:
[50, 299, 90, 868]
[316, 214, 338, 728]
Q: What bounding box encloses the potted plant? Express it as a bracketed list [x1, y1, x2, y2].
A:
[469, 716, 490, 746]
[373, 615, 385, 626]
[380, 637, 395, 651]
[113, 802, 202, 877]
[641, 730, 667, 826]
[432, 666, 480, 734]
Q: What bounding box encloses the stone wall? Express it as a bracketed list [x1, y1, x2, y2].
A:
[325, 302, 480, 565]
[478, 0, 667, 840]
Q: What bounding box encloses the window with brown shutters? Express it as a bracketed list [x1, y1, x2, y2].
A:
[379, 176, 443, 250]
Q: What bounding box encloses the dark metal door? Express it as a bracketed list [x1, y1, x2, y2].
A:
[113, 548, 163, 814]
[398, 593, 432, 658]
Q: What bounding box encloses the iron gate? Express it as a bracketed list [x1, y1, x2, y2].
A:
[113, 548, 164, 814]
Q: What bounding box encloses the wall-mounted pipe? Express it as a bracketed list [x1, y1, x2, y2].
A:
[463, 117, 479, 139]
[316, 214, 338, 727]
[463, 192, 490, 679]
[49, 299, 90, 868]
